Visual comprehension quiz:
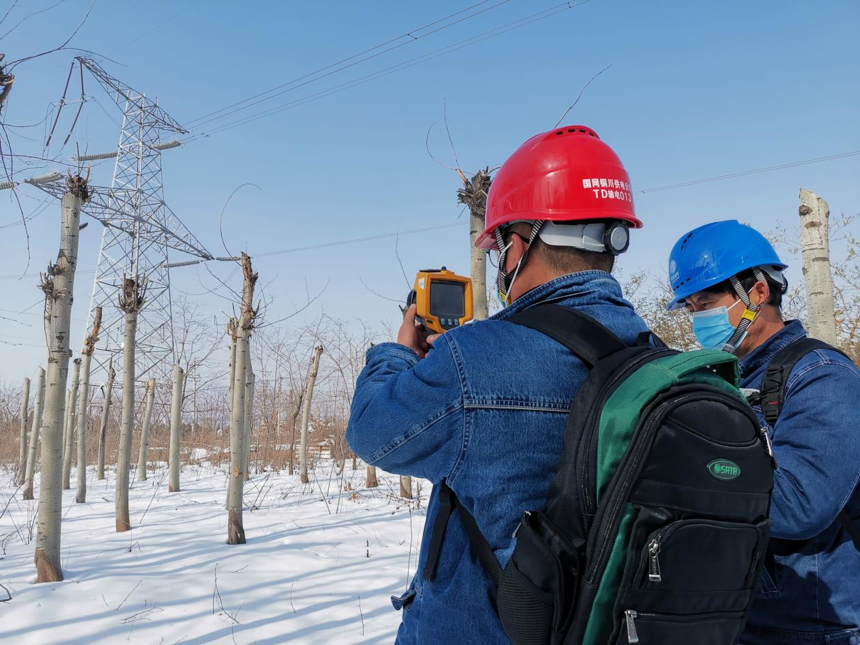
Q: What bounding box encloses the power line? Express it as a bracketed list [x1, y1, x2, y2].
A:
[636, 150, 860, 194]
[185, 1, 585, 142]
[255, 222, 464, 258]
[185, 1, 507, 129]
[2, 148, 857, 283]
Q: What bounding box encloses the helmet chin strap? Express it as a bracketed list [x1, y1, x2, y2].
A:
[496, 221, 544, 305]
[722, 267, 768, 353]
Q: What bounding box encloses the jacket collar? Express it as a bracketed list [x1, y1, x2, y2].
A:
[738, 319, 806, 377]
[491, 270, 630, 321]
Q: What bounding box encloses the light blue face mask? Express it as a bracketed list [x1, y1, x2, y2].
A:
[690, 299, 744, 350]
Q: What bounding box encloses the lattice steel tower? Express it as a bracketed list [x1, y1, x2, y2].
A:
[31, 57, 212, 384]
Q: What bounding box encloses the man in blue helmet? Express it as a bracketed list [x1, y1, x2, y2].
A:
[667, 220, 860, 645]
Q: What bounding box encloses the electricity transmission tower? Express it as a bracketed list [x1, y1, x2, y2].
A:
[28, 57, 212, 385]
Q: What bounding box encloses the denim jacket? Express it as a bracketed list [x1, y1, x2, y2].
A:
[347, 271, 648, 644]
[739, 321, 860, 644]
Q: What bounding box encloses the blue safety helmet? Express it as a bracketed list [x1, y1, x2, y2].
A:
[667, 220, 788, 311]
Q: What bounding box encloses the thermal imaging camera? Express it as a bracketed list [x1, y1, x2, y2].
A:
[405, 267, 473, 334]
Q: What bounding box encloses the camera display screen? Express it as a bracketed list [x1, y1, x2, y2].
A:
[430, 281, 465, 318]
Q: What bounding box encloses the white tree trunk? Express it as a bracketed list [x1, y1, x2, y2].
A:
[799, 188, 838, 345]
[243, 369, 255, 482]
[62, 358, 82, 490]
[226, 253, 257, 545]
[35, 189, 83, 583]
[169, 364, 184, 493]
[61, 389, 73, 485]
[192, 374, 199, 435]
[470, 209, 489, 320]
[225, 333, 238, 510]
[76, 355, 93, 503]
[300, 345, 324, 485]
[227, 333, 248, 544]
[17, 377, 31, 486]
[76, 306, 101, 504]
[136, 378, 156, 481]
[23, 368, 46, 500]
[115, 306, 138, 533]
[400, 475, 413, 499]
[366, 465, 378, 489]
[97, 363, 116, 481]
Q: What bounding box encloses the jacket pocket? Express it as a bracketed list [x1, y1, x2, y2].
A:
[496, 511, 582, 645]
[615, 609, 746, 645]
[756, 548, 780, 594]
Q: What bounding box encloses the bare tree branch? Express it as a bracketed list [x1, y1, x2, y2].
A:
[554, 64, 612, 129]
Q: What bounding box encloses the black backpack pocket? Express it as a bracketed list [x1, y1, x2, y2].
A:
[614, 610, 746, 645]
[497, 511, 582, 645]
[617, 512, 769, 617]
[631, 518, 767, 594]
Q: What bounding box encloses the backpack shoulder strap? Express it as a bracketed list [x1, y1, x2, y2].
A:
[760, 337, 849, 426]
[422, 482, 503, 586]
[759, 337, 860, 553]
[507, 304, 627, 369]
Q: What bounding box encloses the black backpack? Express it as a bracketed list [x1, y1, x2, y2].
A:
[753, 337, 860, 552]
[423, 305, 775, 645]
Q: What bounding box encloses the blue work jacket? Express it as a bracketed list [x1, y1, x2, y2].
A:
[347, 271, 648, 644]
[740, 321, 860, 645]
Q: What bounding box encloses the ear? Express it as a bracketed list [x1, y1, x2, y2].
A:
[749, 279, 770, 307]
[505, 233, 528, 273]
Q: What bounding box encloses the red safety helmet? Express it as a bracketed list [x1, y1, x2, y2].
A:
[475, 125, 642, 249]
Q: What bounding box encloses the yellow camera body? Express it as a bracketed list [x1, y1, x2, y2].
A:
[406, 268, 473, 335]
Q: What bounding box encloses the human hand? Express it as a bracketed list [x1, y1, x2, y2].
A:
[397, 305, 432, 359]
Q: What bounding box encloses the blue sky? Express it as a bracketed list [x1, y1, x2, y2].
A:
[1, 0, 858, 382]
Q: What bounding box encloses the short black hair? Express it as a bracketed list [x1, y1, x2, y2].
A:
[702, 268, 785, 309]
[531, 235, 615, 274]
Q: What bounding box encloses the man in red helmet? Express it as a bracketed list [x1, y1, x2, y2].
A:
[347, 126, 649, 643]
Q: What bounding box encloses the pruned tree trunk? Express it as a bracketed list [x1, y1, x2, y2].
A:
[136, 378, 156, 481]
[61, 390, 73, 481]
[799, 188, 838, 345]
[97, 360, 116, 481]
[192, 374, 199, 435]
[116, 276, 144, 532]
[243, 369, 255, 482]
[227, 330, 248, 544]
[459, 169, 492, 320]
[62, 358, 82, 490]
[289, 390, 303, 476]
[169, 364, 184, 493]
[23, 368, 46, 500]
[76, 307, 101, 504]
[400, 475, 413, 499]
[300, 345, 324, 485]
[366, 465, 378, 488]
[227, 253, 258, 545]
[36, 184, 85, 583]
[16, 377, 31, 486]
[225, 326, 238, 511]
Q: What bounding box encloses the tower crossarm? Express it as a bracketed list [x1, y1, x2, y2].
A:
[77, 57, 187, 135]
[26, 178, 213, 260]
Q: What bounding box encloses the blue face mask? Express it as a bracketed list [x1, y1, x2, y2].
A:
[690, 299, 743, 350]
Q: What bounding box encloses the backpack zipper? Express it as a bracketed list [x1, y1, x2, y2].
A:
[759, 426, 778, 469]
[647, 539, 661, 582]
[625, 609, 640, 643]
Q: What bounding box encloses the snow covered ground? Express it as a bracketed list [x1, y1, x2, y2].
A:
[0, 461, 428, 644]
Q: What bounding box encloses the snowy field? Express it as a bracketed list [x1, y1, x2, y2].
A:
[0, 461, 427, 644]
